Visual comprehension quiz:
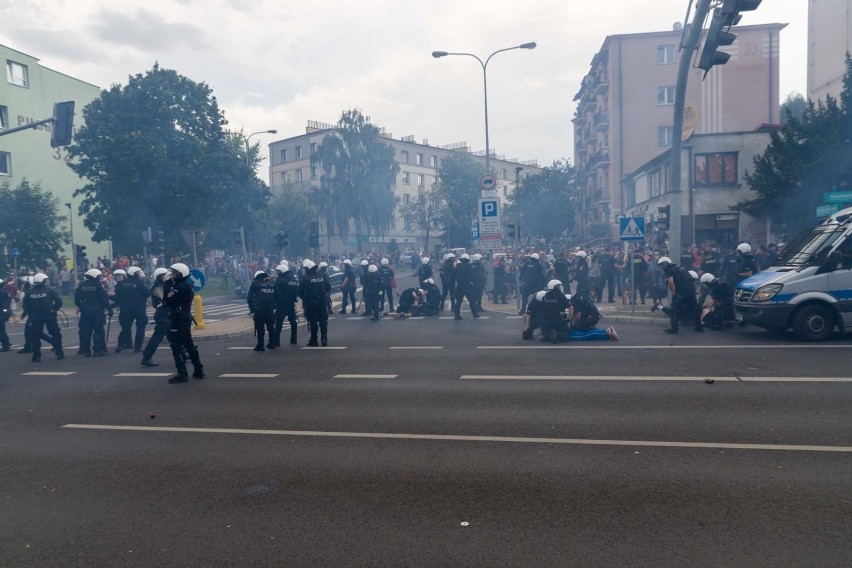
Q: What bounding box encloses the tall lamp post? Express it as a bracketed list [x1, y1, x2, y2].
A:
[244, 129, 278, 168]
[432, 42, 536, 176]
[65, 202, 75, 273]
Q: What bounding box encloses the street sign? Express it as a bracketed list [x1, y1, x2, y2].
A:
[477, 198, 502, 235]
[189, 269, 206, 292]
[619, 217, 645, 241]
[480, 174, 497, 191]
[823, 191, 852, 203]
[471, 218, 480, 241]
[180, 229, 206, 248]
[11, 248, 20, 257]
[816, 203, 841, 218]
[479, 235, 502, 251]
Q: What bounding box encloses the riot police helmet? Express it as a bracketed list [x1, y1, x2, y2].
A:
[657, 256, 672, 266]
[127, 266, 141, 277]
[530, 253, 540, 260]
[302, 259, 316, 270]
[460, 253, 470, 260]
[534, 290, 547, 301]
[736, 243, 752, 254]
[277, 262, 289, 273]
[700, 273, 716, 284]
[472, 254, 482, 262]
[319, 261, 328, 269]
[32, 273, 48, 284]
[360, 259, 369, 266]
[421, 256, 430, 265]
[152, 267, 169, 280]
[113, 269, 127, 278]
[368, 264, 378, 273]
[688, 270, 699, 280]
[342, 259, 352, 266]
[575, 251, 587, 259]
[169, 263, 190, 279]
[381, 258, 389, 266]
[254, 270, 267, 280]
[546, 279, 563, 291]
[85, 268, 102, 279]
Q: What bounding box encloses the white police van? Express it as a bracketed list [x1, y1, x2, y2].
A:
[734, 207, 852, 341]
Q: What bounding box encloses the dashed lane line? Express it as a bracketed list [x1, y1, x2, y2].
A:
[114, 372, 174, 377]
[301, 346, 347, 350]
[22, 371, 76, 376]
[61, 424, 852, 454]
[220, 373, 280, 378]
[334, 374, 398, 379]
[388, 346, 443, 350]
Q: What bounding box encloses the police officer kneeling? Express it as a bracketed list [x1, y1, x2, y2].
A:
[540, 279, 571, 344]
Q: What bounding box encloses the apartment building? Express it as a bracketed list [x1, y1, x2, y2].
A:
[268, 121, 540, 253]
[808, 0, 852, 102]
[572, 23, 784, 241]
[1, 44, 103, 262]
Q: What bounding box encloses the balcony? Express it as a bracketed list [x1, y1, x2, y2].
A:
[594, 78, 609, 96]
[593, 111, 610, 133]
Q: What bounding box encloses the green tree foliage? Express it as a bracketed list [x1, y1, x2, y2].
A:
[68, 63, 269, 255]
[433, 152, 482, 248]
[0, 180, 69, 269]
[399, 183, 446, 253]
[738, 55, 852, 237]
[507, 160, 577, 241]
[780, 92, 806, 126]
[252, 187, 316, 257]
[310, 109, 399, 248]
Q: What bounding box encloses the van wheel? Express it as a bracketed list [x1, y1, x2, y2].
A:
[792, 305, 834, 341]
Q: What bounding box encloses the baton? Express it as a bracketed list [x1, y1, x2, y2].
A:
[105, 312, 112, 343]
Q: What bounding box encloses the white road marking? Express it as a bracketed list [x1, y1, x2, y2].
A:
[504, 316, 525, 319]
[476, 344, 852, 350]
[61, 424, 852, 454]
[460, 375, 852, 382]
[220, 373, 279, 378]
[23, 371, 76, 376]
[301, 346, 347, 350]
[438, 317, 456, 320]
[388, 346, 443, 350]
[114, 372, 174, 377]
[227, 347, 255, 350]
[334, 374, 398, 379]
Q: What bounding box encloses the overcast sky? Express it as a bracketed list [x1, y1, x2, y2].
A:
[2, 0, 807, 170]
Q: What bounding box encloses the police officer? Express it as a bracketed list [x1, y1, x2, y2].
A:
[0, 283, 10, 352]
[522, 290, 546, 340]
[417, 256, 433, 284]
[573, 251, 590, 298]
[420, 278, 441, 316]
[22, 273, 64, 362]
[396, 287, 423, 317]
[111, 268, 133, 352]
[470, 253, 487, 313]
[698, 273, 735, 330]
[453, 253, 479, 320]
[338, 259, 357, 314]
[439, 253, 457, 312]
[363, 264, 383, 321]
[140, 267, 170, 366]
[540, 279, 571, 343]
[75, 268, 110, 357]
[658, 257, 702, 334]
[553, 252, 571, 295]
[117, 266, 149, 353]
[163, 262, 204, 383]
[247, 270, 276, 351]
[318, 262, 334, 315]
[378, 258, 395, 314]
[519, 252, 545, 314]
[359, 259, 370, 315]
[274, 261, 300, 346]
[298, 259, 331, 345]
[492, 255, 508, 304]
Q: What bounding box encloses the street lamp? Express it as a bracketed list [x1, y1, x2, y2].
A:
[65, 202, 74, 272]
[432, 42, 536, 176]
[244, 129, 278, 168]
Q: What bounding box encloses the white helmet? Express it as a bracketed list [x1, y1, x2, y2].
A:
[152, 267, 169, 279]
[534, 290, 547, 301]
[254, 270, 267, 279]
[546, 279, 563, 291]
[425, 278, 434, 285]
[564, 294, 572, 301]
[688, 270, 698, 280]
[657, 256, 672, 265]
[303, 259, 316, 270]
[368, 264, 378, 273]
[381, 258, 389, 266]
[421, 257, 430, 265]
[700, 273, 716, 284]
[530, 253, 540, 260]
[575, 251, 587, 259]
[33, 273, 48, 284]
[277, 262, 289, 272]
[736, 243, 752, 254]
[342, 259, 352, 265]
[127, 266, 141, 277]
[319, 261, 328, 268]
[472, 254, 482, 262]
[360, 259, 369, 266]
[446, 253, 456, 259]
[85, 268, 102, 279]
[460, 253, 470, 260]
[113, 269, 126, 277]
[26, 276, 34, 285]
[170, 263, 190, 278]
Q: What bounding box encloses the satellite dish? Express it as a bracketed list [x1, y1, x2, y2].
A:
[673, 22, 683, 31]
[682, 106, 698, 141]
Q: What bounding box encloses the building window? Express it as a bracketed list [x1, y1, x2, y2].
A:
[649, 169, 662, 197]
[416, 153, 423, 165]
[295, 146, 302, 160]
[403, 217, 411, 230]
[501, 168, 507, 180]
[310, 165, 317, 180]
[626, 183, 636, 207]
[403, 193, 411, 205]
[280, 148, 287, 163]
[402, 171, 410, 184]
[417, 174, 424, 187]
[430, 155, 438, 167]
[658, 126, 674, 146]
[401, 150, 409, 163]
[657, 45, 675, 65]
[657, 86, 676, 105]
[295, 168, 303, 182]
[281, 171, 289, 184]
[6, 60, 28, 87]
[0, 105, 8, 129]
[0, 151, 9, 175]
[310, 142, 316, 157]
[694, 152, 738, 186]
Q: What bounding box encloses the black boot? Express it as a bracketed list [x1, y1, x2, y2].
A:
[31, 354, 41, 363]
[168, 374, 189, 383]
[55, 348, 65, 360]
[141, 358, 159, 367]
[253, 343, 265, 352]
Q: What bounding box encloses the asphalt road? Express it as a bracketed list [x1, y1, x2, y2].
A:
[2, 275, 852, 567]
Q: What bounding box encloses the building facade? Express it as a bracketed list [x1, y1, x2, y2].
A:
[808, 0, 852, 103]
[1, 44, 103, 265]
[572, 23, 785, 241]
[267, 121, 540, 253]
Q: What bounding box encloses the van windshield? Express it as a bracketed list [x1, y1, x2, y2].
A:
[774, 225, 846, 267]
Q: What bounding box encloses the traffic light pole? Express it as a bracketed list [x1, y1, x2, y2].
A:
[669, 0, 713, 255]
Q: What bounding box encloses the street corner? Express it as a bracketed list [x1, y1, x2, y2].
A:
[193, 316, 254, 342]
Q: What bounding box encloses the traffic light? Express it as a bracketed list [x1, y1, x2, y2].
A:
[276, 231, 289, 248]
[50, 101, 75, 148]
[309, 221, 319, 248]
[506, 222, 516, 239]
[157, 230, 165, 255]
[75, 244, 88, 269]
[234, 229, 243, 246]
[698, 0, 762, 74]
[657, 205, 670, 230]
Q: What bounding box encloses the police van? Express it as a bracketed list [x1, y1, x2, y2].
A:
[734, 207, 852, 341]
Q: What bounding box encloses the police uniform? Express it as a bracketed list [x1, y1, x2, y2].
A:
[0, 286, 11, 352]
[298, 263, 331, 345]
[75, 274, 110, 356]
[363, 267, 383, 320]
[163, 266, 204, 382]
[439, 257, 456, 311]
[541, 288, 571, 343]
[115, 273, 149, 352]
[470, 257, 487, 313]
[452, 256, 479, 320]
[663, 264, 701, 333]
[23, 279, 64, 362]
[247, 273, 276, 351]
[274, 267, 300, 345]
[519, 255, 545, 314]
[378, 263, 395, 313]
[339, 263, 357, 314]
[140, 271, 170, 366]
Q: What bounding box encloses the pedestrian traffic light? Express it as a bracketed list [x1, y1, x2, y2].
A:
[234, 230, 243, 246]
[657, 205, 670, 230]
[309, 221, 319, 248]
[507, 223, 516, 239]
[698, 0, 762, 75]
[276, 231, 289, 248]
[157, 230, 165, 255]
[50, 101, 75, 148]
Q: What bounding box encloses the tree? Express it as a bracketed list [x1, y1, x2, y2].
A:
[780, 92, 807, 126]
[399, 183, 446, 253]
[737, 55, 852, 237]
[507, 160, 577, 241]
[433, 152, 482, 248]
[0, 180, 69, 270]
[252, 186, 316, 258]
[310, 109, 399, 249]
[68, 63, 269, 256]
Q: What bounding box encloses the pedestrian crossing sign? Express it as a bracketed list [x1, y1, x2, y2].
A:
[619, 216, 645, 241]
